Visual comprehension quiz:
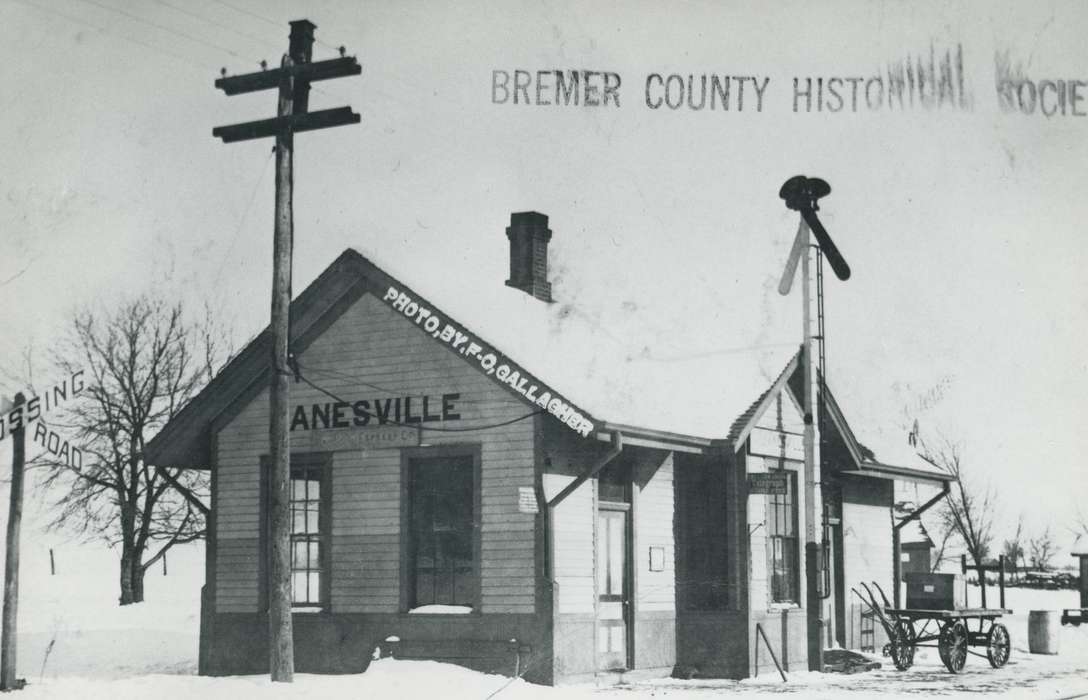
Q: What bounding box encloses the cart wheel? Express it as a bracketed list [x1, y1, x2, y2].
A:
[938, 620, 968, 673]
[889, 619, 916, 671]
[987, 623, 1011, 668]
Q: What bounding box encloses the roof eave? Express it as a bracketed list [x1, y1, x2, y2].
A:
[846, 459, 951, 486]
[596, 421, 719, 454]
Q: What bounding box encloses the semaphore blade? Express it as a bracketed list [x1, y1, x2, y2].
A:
[778, 220, 806, 295]
[800, 207, 851, 281]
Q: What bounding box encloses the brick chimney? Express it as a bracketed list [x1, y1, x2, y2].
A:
[505, 211, 553, 302]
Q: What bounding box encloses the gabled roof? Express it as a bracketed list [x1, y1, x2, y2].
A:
[146, 248, 798, 467]
[727, 350, 801, 446]
[820, 382, 949, 485]
[783, 358, 949, 486]
[145, 245, 954, 483]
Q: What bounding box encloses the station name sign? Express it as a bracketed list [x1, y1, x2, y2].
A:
[291, 393, 461, 432]
[380, 285, 595, 437]
[748, 472, 789, 495]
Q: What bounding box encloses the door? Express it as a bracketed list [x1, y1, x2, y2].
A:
[596, 506, 630, 671]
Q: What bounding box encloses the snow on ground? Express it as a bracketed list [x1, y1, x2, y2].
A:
[16, 540, 203, 682]
[9, 547, 1088, 698]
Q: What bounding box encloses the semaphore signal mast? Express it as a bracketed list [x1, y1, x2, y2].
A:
[777, 174, 850, 672]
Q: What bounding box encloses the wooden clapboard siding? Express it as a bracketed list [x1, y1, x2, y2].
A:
[840, 477, 893, 605]
[543, 473, 595, 614]
[635, 453, 674, 613]
[214, 291, 536, 615]
[215, 538, 260, 612]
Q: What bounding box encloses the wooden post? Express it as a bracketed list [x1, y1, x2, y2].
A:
[998, 555, 1005, 609]
[212, 19, 359, 683]
[892, 527, 901, 608]
[1, 393, 27, 691]
[267, 52, 296, 684]
[801, 222, 824, 671]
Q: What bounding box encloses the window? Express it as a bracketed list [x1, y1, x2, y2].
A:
[260, 454, 331, 611]
[767, 470, 798, 604]
[290, 461, 328, 606]
[407, 452, 477, 609]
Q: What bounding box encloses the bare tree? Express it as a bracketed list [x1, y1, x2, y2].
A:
[1002, 515, 1026, 582]
[1072, 506, 1088, 538]
[35, 294, 226, 604]
[1028, 524, 1056, 571]
[919, 434, 996, 571]
[929, 522, 957, 573]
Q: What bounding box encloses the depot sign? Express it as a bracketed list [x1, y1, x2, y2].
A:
[380, 285, 596, 438]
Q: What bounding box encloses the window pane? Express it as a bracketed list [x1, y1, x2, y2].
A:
[608, 516, 624, 596]
[284, 463, 327, 606]
[453, 570, 473, 605]
[597, 515, 609, 594]
[416, 570, 435, 604]
[410, 456, 474, 608]
[292, 572, 307, 603]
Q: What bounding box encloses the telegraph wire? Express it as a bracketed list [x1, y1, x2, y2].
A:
[11, 0, 214, 73]
[205, 0, 346, 55]
[212, 148, 275, 292]
[296, 373, 544, 433]
[297, 363, 508, 409]
[152, 0, 284, 54]
[71, 0, 250, 61]
[208, 0, 283, 30]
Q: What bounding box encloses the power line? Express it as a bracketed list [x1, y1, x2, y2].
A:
[153, 0, 282, 55]
[212, 148, 275, 291]
[297, 363, 512, 409]
[207, 0, 282, 30]
[71, 0, 250, 62]
[11, 0, 215, 73]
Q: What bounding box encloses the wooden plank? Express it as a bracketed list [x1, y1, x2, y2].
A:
[215, 56, 362, 95]
[213, 107, 361, 143]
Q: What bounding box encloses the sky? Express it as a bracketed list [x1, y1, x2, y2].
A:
[1, 0, 1086, 553]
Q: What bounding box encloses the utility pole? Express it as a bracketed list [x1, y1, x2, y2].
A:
[778, 175, 850, 673]
[2, 393, 26, 691]
[213, 20, 360, 683]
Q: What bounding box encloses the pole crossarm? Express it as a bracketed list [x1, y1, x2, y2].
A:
[215, 56, 361, 95]
[213, 106, 361, 142]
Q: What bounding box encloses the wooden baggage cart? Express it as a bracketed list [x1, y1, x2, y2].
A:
[852, 557, 1013, 675]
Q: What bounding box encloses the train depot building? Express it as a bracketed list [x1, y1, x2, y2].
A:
[146, 212, 948, 684]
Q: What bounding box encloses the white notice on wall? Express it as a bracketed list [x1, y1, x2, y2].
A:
[517, 487, 539, 514]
